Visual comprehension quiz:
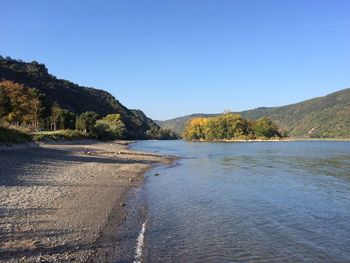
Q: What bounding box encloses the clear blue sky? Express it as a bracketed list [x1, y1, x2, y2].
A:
[1, 0, 349, 120]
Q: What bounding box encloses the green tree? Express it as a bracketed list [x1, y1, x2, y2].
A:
[146, 126, 162, 139]
[94, 113, 125, 139]
[76, 111, 99, 133]
[159, 129, 178, 139]
[101, 114, 125, 136]
[57, 109, 76, 130]
[251, 117, 281, 138]
[30, 97, 42, 128]
[50, 104, 61, 130]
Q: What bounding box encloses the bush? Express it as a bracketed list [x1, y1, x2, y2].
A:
[93, 114, 126, 140]
[33, 130, 89, 141]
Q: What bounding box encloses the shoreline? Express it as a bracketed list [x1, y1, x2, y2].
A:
[0, 139, 174, 263]
[188, 137, 350, 143]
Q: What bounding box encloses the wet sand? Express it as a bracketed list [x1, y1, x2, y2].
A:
[0, 140, 173, 262]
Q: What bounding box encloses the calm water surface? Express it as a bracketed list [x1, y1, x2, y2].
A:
[131, 141, 350, 263]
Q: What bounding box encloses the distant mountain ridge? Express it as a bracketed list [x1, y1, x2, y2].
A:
[0, 56, 160, 139]
[157, 88, 350, 138]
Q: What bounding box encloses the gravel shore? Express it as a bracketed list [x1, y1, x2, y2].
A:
[0, 140, 172, 263]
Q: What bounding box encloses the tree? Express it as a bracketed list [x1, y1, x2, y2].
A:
[50, 104, 61, 130]
[251, 117, 281, 138]
[204, 118, 219, 140]
[146, 126, 161, 139]
[0, 80, 42, 127]
[101, 114, 125, 137]
[57, 109, 76, 130]
[159, 129, 178, 140]
[30, 97, 42, 128]
[221, 113, 247, 139]
[76, 111, 99, 133]
[94, 113, 125, 139]
[30, 89, 44, 129]
[183, 118, 208, 140]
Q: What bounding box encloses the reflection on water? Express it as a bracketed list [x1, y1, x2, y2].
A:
[131, 141, 350, 263]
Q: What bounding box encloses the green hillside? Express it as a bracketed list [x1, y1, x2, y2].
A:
[0, 57, 162, 139]
[157, 88, 350, 138]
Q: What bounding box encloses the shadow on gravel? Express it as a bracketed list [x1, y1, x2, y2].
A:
[0, 147, 150, 186]
[0, 206, 87, 261]
[0, 240, 92, 261]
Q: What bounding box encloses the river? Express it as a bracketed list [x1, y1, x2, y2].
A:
[131, 140, 350, 263]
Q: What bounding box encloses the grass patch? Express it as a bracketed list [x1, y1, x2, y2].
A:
[33, 130, 89, 141]
[0, 127, 32, 144]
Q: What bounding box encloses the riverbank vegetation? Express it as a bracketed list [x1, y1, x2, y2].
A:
[183, 113, 285, 141]
[0, 81, 177, 142]
[33, 130, 89, 141]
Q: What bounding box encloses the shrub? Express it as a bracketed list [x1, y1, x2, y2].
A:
[33, 130, 88, 141]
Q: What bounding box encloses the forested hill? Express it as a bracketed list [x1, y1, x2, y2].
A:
[157, 88, 350, 138]
[0, 57, 160, 139]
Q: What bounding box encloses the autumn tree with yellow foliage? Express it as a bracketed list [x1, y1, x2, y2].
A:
[0, 80, 42, 128]
[183, 113, 282, 141]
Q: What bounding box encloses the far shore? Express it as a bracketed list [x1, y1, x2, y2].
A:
[0, 139, 174, 263]
[187, 137, 350, 143]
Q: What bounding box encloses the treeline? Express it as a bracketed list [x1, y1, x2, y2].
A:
[0, 80, 177, 140]
[183, 113, 286, 141]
